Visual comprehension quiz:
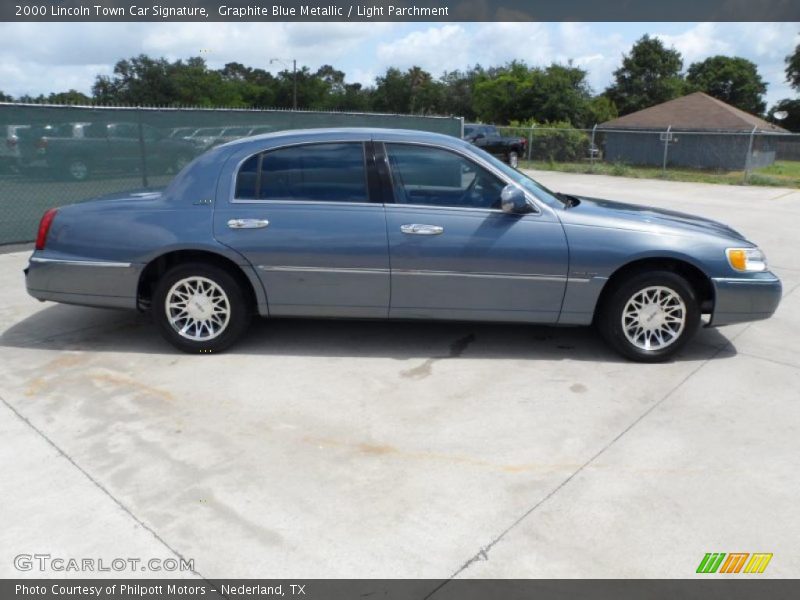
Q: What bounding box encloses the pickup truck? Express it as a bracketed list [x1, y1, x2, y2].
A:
[20, 122, 198, 181]
[463, 124, 527, 168]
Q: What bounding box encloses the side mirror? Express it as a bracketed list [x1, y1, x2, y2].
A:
[500, 184, 533, 214]
[474, 133, 485, 140]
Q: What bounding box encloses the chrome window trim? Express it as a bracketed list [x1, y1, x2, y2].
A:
[229, 139, 374, 205]
[387, 203, 507, 215]
[226, 137, 550, 216]
[231, 199, 385, 208]
[30, 257, 132, 268]
[378, 140, 544, 216]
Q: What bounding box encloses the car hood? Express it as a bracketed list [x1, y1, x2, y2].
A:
[562, 196, 747, 241]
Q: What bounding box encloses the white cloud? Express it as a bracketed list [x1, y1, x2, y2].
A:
[376, 24, 471, 74]
[0, 22, 797, 109]
[654, 22, 800, 106]
[654, 23, 733, 64]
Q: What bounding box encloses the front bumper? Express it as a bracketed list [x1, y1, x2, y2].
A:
[710, 273, 782, 326]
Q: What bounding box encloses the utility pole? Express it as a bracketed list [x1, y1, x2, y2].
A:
[292, 59, 297, 110]
[270, 57, 298, 110]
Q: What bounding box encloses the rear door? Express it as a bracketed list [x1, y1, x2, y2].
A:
[213, 140, 390, 318]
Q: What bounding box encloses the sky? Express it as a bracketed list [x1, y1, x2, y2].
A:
[0, 21, 797, 109]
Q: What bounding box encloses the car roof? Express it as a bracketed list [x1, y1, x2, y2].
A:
[219, 127, 464, 151]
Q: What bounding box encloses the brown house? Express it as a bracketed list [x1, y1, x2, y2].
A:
[597, 92, 788, 170]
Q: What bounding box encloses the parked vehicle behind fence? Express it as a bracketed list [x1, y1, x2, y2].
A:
[19, 122, 198, 181]
[463, 123, 528, 168]
[25, 128, 782, 361]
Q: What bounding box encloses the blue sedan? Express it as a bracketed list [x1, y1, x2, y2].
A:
[25, 128, 782, 361]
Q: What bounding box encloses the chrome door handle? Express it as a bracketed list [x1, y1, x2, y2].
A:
[400, 224, 444, 235]
[227, 218, 269, 229]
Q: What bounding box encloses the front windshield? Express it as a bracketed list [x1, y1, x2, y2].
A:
[465, 142, 565, 208]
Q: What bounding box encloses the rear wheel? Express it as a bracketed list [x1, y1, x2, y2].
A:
[507, 150, 519, 169]
[64, 157, 90, 181]
[153, 262, 251, 353]
[597, 270, 700, 362]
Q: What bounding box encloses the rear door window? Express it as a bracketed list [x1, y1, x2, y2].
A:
[235, 142, 369, 203]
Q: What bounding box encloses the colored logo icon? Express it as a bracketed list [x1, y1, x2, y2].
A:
[697, 553, 773, 574]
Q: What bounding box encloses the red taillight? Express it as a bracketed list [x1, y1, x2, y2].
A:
[35, 208, 58, 251]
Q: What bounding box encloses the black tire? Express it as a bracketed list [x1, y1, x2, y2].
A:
[152, 262, 252, 353]
[597, 270, 700, 362]
[62, 157, 90, 181]
[507, 150, 519, 169]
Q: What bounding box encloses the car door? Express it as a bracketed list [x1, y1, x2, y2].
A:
[381, 141, 569, 323]
[213, 140, 390, 318]
[105, 123, 142, 171]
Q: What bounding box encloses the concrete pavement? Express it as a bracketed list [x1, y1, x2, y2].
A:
[1, 172, 798, 581]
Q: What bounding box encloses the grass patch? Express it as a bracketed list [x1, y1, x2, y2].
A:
[518, 159, 800, 188]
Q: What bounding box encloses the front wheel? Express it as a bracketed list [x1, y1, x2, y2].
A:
[597, 271, 700, 362]
[153, 263, 252, 353]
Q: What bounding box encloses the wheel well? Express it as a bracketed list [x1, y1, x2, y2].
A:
[594, 258, 714, 321]
[137, 249, 258, 312]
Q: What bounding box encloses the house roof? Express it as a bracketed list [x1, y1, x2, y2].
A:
[598, 92, 787, 133]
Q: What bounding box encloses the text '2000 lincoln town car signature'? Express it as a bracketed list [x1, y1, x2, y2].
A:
[25, 128, 782, 361]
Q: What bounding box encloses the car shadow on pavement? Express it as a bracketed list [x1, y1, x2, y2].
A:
[1, 303, 737, 363]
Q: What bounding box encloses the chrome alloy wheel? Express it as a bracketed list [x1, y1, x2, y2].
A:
[621, 285, 686, 351]
[165, 276, 231, 341]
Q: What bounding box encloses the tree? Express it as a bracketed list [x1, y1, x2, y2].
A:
[686, 56, 767, 114]
[472, 61, 533, 123]
[768, 98, 800, 132]
[220, 62, 276, 107]
[439, 66, 485, 120]
[0, 90, 12, 102]
[93, 55, 179, 105]
[786, 41, 800, 91]
[526, 63, 594, 126]
[371, 66, 443, 114]
[46, 90, 92, 105]
[605, 34, 686, 115]
[587, 95, 618, 125]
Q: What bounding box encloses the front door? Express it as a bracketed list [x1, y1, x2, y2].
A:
[213, 140, 390, 318]
[381, 142, 569, 323]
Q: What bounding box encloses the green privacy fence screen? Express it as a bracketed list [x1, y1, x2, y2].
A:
[0, 103, 463, 245]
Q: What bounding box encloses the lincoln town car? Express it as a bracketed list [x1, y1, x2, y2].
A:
[25, 128, 782, 361]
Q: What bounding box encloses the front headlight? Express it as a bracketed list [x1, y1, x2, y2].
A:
[726, 247, 768, 272]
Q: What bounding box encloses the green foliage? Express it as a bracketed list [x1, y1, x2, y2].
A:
[472, 61, 532, 124]
[605, 34, 686, 115]
[686, 56, 767, 114]
[611, 162, 631, 176]
[768, 98, 800, 132]
[587, 95, 618, 125]
[46, 90, 92, 105]
[370, 66, 444, 114]
[472, 61, 596, 127]
[786, 42, 800, 91]
[0, 90, 12, 102]
[510, 121, 590, 162]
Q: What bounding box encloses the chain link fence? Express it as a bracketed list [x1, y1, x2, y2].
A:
[496, 125, 800, 187]
[0, 103, 462, 245]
